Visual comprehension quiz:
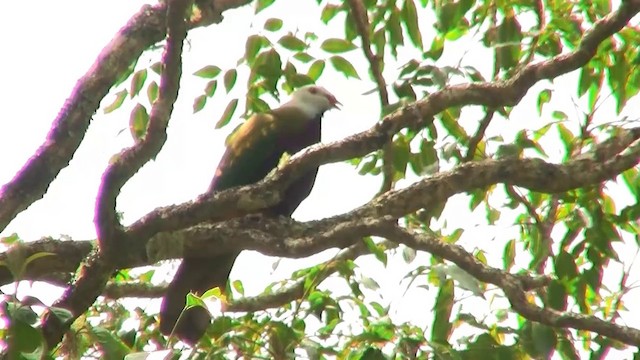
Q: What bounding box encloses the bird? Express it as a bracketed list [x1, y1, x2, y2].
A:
[159, 85, 341, 345]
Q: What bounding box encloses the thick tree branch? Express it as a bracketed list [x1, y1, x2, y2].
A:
[0, 0, 253, 233]
[41, 0, 194, 349]
[0, 0, 638, 351]
[125, 1, 640, 244]
[102, 240, 398, 314]
[3, 127, 638, 288]
[373, 224, 640, 346]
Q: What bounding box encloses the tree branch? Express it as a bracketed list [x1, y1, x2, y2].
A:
[346, 0, 395, 194]
[102, 240, 398, 315]
[0, 0, 253, 233]
[124, 0, 640, 244]
[5, 127, 636, 287]
[41, 0, 193, 349]
[372, 224, 640, 346]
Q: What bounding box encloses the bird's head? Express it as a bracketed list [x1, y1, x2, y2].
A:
[290, 85, 341, 117]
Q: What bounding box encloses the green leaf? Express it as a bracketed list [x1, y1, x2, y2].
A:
[361, 276, 381, 291]
[387, 7, 404, 57]
[264, 18, 283, 31]
[215, 98, 238, 129]
[321, 4, 341, 23]
[537, 89, 551, 115]
[288, 74, 314, 87]
[329, 56, 360, 79]
[556, 123, 574, 157]
[401, 0, 423, 49]
[503, 239, 515, 271]
[192, 95, 207, 113]
[293, 52, 314, 63]
[92, 326, 131, 360]
[201, 287, 224, 300]
[320, 38, 357, 53]
[360, 347, 387, 360]
[185, 293, 207, 309]
[9, 318, 43, 354]
[129, 69, 147, 98]
[204, 80, 218, 97]
[211, 316, 234, 339]
[150, 61, 163, 75]
[7, 302, 38, 324]
[223, 69, 237, 93]
[308, 60, 325, 81]
[232, 280, 245, 295]
[193, 65, 221, 78]
[402, 246, 417, 264]
[255, 0, 275, 13]
[104, 90, 128, 114]
[496, 13, 523, 71]
[255, 49, 283, 82]
[278, 34, 307, 51]
[147, 81, 158, 103]
[245, 35, 267, 64]
[425, 35, 444, 60]
[431, 280, 454, 344]
[362, 237, 387, 266]
[49, 306, 74, 323]
[554, 250, 579, 280]
[531, 323, 557, 359]
[129, 103, 149, 141]
[439, 109, 467, 141]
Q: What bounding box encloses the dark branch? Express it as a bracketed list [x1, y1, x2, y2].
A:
[126, 0, 640, 243]
[3, 127, 638, 288]
[372, 224, 640, 346]
[0, 0, 253, 233]
[463, 109, 495, 162]
[41, 0, 193, 349]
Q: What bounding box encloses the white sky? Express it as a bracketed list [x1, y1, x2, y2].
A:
[1, 0, 638, 357]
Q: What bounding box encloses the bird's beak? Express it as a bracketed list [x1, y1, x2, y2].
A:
[328, 95, 342, 110]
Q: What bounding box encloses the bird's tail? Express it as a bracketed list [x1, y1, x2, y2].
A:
[159, 253, 239, 345]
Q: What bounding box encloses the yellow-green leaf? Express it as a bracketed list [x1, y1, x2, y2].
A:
[320, 38, 357, 53]
[401, 0, 423, 49]
[245, 35, 267, 65]
[129, 69, 147, 98]
[104, 90, 128, 114]
[193, 65, 221, 78]
[216, 98, 238, 129]
[255, 0, 275, 13]
[264, 18, 283, 31]
[193, 95, 207, 113]
[204, 80, 217, 97]
[278, 34, 307, 51]
[308, 60, 325, 81]
[223, 69, 237, 93]
[129, 103, 149, 140]
[147, 81, 158, 104]
[329, 56, 360, 79]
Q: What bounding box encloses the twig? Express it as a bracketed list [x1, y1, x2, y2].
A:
[463, 109, 495, 162]
[346, 0, 395, 194]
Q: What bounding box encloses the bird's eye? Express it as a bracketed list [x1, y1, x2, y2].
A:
[308, 87, 318, 94]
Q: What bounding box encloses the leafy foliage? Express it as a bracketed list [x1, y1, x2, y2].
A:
[2, 0, 640, 359]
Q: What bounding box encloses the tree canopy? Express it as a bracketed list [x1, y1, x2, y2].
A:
[1, 0, 640, 358]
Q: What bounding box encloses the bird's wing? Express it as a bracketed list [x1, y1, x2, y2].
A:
[208, 107, 313, 192]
